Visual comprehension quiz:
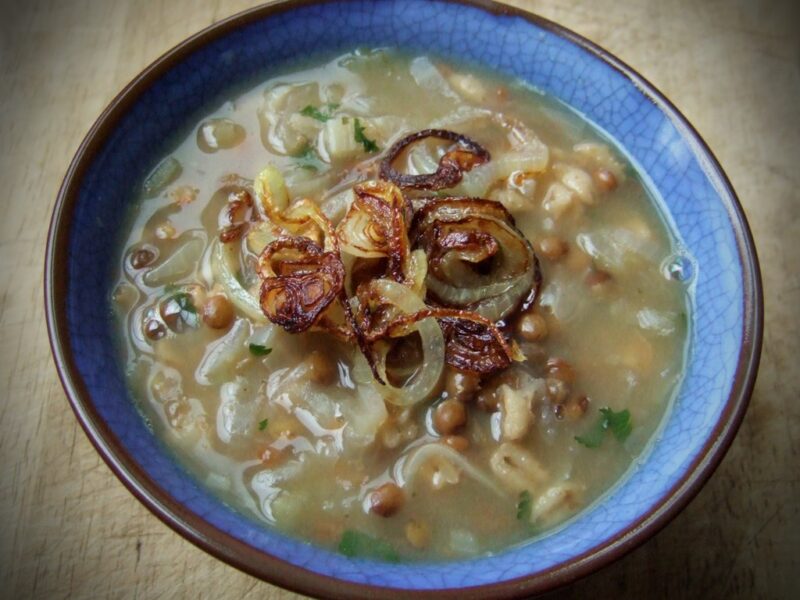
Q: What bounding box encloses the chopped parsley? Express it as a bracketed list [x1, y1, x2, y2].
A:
[249, 344, 272, 357]
[516, 490, 533, 521]
[164, 292, 199, 328]
[258, 418, 269, 431]
[338, 529, 400, 562]
[354, 118, 379, 153]
[291, 143, 326, 172]
[171, 292, 196, 314]
[575, 407, 633, 448]
[300, 102, 340, 122]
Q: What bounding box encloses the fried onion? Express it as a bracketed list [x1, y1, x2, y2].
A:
[336, 180, 412, 283]
[379, 129, 490, 190]
[257, 236, 345, 333]
[412, 198, 539, 322]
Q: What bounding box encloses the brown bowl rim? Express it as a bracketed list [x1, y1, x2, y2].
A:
[44, 0, 763, 598]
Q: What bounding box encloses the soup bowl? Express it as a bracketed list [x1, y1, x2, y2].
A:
[45, 0, 762, 597]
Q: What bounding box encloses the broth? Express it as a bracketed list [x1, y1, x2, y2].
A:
[111, 49, 689, 561]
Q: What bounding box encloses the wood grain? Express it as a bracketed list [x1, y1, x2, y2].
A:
[1, 0, 797, 597]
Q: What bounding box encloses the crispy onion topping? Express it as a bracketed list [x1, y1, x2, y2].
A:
[353, 279, 445, 405]
[412, 198, 539, 322]
[363, 306, 521, 375]
[257, 236, 345, 333]
[219, 189, 259, 243]
[380, 129, 490, 190]
[255, 165, 336, 250]
[336, 181, 413, 283]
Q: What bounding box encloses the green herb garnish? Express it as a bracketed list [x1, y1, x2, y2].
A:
[291, 143, 326, 172]
[258, 418, 269, 431]
[300, 103, 340, 122]
[249, 344, 272, 357]
[171, 292, 196, 314]
[338, 529, 400, 562]
[575, 407, 632, 448]
[164, 292, 199, 328]
[516, 490, 533, 521]
[354, 118, 379, 153]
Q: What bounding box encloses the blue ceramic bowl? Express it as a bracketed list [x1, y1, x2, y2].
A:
[45, 1, 762, 597]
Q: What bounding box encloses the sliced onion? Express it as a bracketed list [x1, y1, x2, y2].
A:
[396, 443, 508, 497]
[196, 318, 250, 385]
[257, 236, 345, 333]
[336, 181, 411, 283]
[254, 165, 336, 251]
[143, 234, 205, 287]
[354, 279, 444, 406]
[210, 238, 267, 323]
[412, 198, 538, 322]
[380, 129, 490, 190]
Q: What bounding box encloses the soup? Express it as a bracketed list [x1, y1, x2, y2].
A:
[111, 49, 689, 561]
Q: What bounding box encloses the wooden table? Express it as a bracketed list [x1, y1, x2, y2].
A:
[1, 0, 797, 597]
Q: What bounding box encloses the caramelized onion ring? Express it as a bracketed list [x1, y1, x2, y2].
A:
[412, 198, 539, 322]
[336, 181, 412, 283]
[379, 129, 490, 190]
[257, 237, 345, 333]
[353, 279, 445, 405]
[366, 306, 522, 375]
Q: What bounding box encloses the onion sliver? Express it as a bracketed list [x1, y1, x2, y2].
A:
[413, 198, 538, 322]
[356, 279, 444, 406]
[397, 443, 508, 497]
[210, 238, 267, 323]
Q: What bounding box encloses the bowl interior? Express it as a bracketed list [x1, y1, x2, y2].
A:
[49, 0, 756, 594]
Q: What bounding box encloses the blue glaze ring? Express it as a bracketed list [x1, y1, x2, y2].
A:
[45, 1, 762, 597]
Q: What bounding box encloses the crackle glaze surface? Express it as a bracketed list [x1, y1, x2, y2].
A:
[63, 0, 745, 590]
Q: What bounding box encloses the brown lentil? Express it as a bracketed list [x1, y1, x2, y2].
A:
[369, 482, 405, 517]
[594, 168, 618, 192]
[546, 357, 576, 383]
[516, 312, 548, 342]
[442, 435, 470, 452]
[537, 236, 569, 261]
[433, 399, 467, 435]
[202, 295, 235, 329]
[307, 350, 337, 386]
[445, 368, 480, 403]
[129, 248, 156, 269]
[144, 319, 166, 341]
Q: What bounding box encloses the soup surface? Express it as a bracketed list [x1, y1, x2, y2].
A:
[112, 49, 690, 561]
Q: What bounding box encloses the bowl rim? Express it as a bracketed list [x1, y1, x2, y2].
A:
[44, 0, 763, 597]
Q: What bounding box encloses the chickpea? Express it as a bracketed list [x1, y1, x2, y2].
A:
[433, 399, 467, 435]
[129, 247, 156, 269]
[144, 319, 166, 341]
[445, 368, 480, 403]
[442, 435, 470, 452]
[537, 236, 569, 261]
[306, 350, 337, 385]
[594, 168, 618, 192]
[546, 357, 576, 384]
[202, 295, 235, 329]
[516, 312, 548, 342]
[369, 482, 405, 517]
